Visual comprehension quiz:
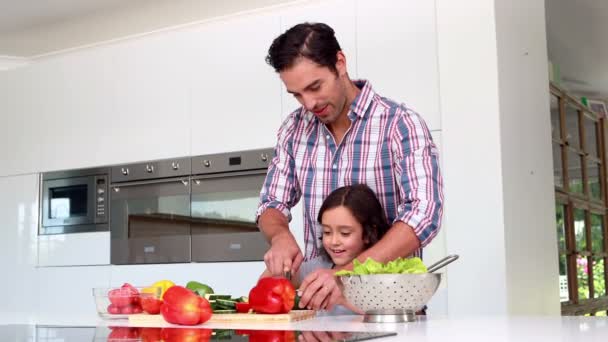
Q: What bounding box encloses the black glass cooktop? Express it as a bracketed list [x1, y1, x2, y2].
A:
[2, 325, 397, 341]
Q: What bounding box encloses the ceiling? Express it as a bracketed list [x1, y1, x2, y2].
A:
[0, 0, 292, 58]
[0, 0, 606, 99]
[545, 0, 608, 99]
[0, 0, 130, 33]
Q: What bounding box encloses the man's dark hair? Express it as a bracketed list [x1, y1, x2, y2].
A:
[266, 22, 342, 74]
[317, 184, 390, 257]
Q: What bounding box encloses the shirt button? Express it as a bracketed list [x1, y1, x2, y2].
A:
[332, 164, 337, 169]
[326, 135, 330, 140]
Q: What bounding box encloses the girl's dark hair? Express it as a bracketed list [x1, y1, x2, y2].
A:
[317, 184, 390, 250]
[266, 22, 342, 74]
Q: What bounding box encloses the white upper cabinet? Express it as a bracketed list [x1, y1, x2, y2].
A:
[277, 0, 357, 120]
[0, 69, 41, 176]
[23, 30, 191, 173]
[356, 0, 441, 131]
[29, 46, 117, 172]
[104, 30, 192, 164]
[188, 13, 282, 156]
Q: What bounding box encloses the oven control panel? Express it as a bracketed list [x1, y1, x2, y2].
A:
[95, 175, 108, 222]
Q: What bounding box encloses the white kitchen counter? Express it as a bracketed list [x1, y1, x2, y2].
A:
[90, 314, 608, 341]
[4, 314, 607, 341]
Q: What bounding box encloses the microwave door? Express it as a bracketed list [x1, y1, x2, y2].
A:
[42, 177, 96, 228]
[110, 177, 191, 265]
[190, 172, 269, 262]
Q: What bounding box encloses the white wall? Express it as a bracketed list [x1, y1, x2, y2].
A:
[495, 0, 560, 314]
[436, 0, 508, 315]
[0, 56, 29, 70]
[436, 0, 559, 315]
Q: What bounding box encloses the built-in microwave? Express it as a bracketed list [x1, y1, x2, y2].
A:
[40, 167, 109, 235]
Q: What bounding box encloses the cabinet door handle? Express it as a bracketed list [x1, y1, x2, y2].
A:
[172, 162, 180, 170]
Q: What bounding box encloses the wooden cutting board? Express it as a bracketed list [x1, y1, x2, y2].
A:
[129, 310, 316, 325]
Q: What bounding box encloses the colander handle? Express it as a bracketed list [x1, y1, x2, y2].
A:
[427, 254, 459, 273]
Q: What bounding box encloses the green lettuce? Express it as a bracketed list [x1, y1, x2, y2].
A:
[334, 257, 428, 276]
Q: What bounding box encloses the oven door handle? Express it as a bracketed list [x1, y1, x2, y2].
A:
[111, 177, 190, 191]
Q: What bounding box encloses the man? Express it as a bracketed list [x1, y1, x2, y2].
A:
[256, 22, 443, 311]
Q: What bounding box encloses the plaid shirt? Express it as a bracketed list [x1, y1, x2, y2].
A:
[257, 80, 443, 261]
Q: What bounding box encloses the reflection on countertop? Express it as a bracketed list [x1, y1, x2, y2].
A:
[4, 315, 608, 341]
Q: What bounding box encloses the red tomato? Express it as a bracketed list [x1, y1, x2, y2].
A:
[141, 296, 163, 314]
[120, 304, 143, 314]
[107, 304, 121, 315]
[235, 302, 251, 313]
[121, 283, 140, 305]
[108, 283, 140, 308]
[108, 327, 140, 340]
[108, 288, 131, 308]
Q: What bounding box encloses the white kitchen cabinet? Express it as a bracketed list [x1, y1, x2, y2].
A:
[356, 0, 441, 131]
[0, 174, 39, 323]
[28, 46, 117, 172]
[278, 0, 358, 120]
[188, 13, 282, 156]
[36, 265, 111, 324]
[0, 69, 42, 176]
[38, 232, 110, 267]
[24, 29, 191, 173]
[109, 30, 192, 164]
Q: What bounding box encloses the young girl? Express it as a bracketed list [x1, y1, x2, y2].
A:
[294, 184, 390, 314]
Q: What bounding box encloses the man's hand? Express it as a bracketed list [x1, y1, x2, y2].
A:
[258, 208, 304, 277]
[264, 231, 304, 277]
[297, 268, 341, 310]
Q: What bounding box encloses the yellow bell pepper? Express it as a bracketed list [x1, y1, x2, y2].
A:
[143, 279, 175, 299]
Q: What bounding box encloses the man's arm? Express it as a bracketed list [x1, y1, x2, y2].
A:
[256, 113, 303, 276]
[258, 208, 303, 276]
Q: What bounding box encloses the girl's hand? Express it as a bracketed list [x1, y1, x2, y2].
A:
[298, 269, 342, 310]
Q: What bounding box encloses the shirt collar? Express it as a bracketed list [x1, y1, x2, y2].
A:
[349, 79, 376, 120]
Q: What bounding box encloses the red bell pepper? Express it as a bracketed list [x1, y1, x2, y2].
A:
[160, 327, 212, 342]
[160, 286, 213, 325]
[139, 328, 163, 342]
[248, 277, 295, 314]
[236, 329, 296, 342]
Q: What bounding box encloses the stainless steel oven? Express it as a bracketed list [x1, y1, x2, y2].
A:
[190, 149, 271, 262]
[40, 168, 109, 235]
[110, 157, 192, 265]
[108, 148, 273, 265]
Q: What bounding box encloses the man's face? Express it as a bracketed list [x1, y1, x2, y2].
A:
[279, 56, 348, 125]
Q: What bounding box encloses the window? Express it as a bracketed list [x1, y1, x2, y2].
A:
[551, 84, 608, 315]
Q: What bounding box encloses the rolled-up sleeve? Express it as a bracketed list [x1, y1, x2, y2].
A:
[256, 114, 302, 223]
[390, 106, 444, 247]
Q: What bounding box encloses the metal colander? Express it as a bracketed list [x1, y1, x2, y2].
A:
[339, 255, 458, 323]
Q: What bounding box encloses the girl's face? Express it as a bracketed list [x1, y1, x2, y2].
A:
[320, 206, 368, 266]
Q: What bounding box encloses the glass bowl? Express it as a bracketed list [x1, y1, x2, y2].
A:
[92, 286, 162, 319]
